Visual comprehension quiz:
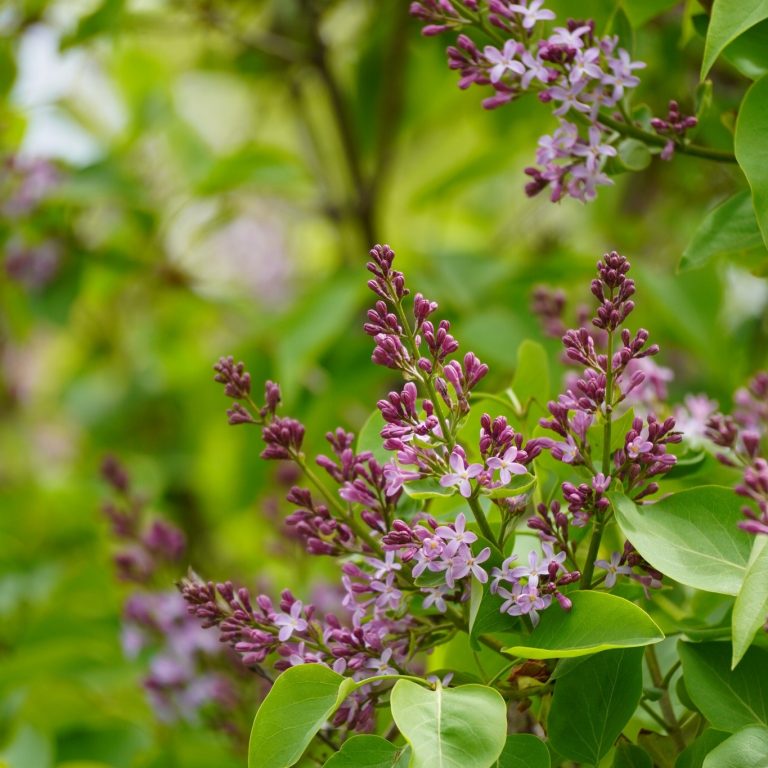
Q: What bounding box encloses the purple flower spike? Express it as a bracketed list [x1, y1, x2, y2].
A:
[439, 451, 483, 497]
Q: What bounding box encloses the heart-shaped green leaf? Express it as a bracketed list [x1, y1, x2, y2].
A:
[501, 591, 663, 659]
[612, 488, 753, 596]
[390, 681, 507, 768]
[249, 665, 355, 768]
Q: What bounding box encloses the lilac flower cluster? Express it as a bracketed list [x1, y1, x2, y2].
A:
[383, 513, 490, 611]
[534, 252, 681, 589]
[180, 574, 419, 732]
[490, 543, 579, 626]
[595, 542, 663, 596]
[706, 372, 768, 536]
[651, 100, 698, 161]
[2, 154, 63, 289]
[411, 2, 647, 201]
[101, 455, 186, 583]
[101, 457, 248, 734]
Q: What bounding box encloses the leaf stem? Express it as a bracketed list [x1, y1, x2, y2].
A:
[645, 646, 686, 751]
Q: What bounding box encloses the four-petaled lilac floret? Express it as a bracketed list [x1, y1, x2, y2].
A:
[487, 446, 528, 484]
[626, 428, 653, 459]
[439, 451, 484, 497]
[274, 601, 308, 642]
[436, 512, 478, 549]
[507, 0, 556, 30]
[595, 551, 632, 588]
[484, 40, 525, 83]
[450, 546, 491, 583]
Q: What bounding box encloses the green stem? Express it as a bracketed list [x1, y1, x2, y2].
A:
[596, 111, 737, 164]
[354, 673, 430, 689]
[639, 700, 670, 731]
[468, 494, 498, 546]
[580, 327, 614, 589]
[645, 646, 687, 752]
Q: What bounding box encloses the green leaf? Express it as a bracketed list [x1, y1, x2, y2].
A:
[612, 488, 753, 595]
[722, 19, 768, 79]
[680, 191, 765, 272]
[732, 537, 768, 668]
[501, 591, 664, 659]
[701, 0, 768, 78]
[390, 681, 507, 768]
[675, 730, 730, 768]
[614, 742, 653, 768]
[548, 648, 644, 765]
[702, 726, 768, 768]
[735, 74, 768, 250]
[617, 139, 652, 171]
[322, 735, 410, 768]
[495, 734, 550, 768]
[248, 665, 355, 768]
[510, 340, 550, 412]
[481, 473, 536, 499]
[402, 478, 456, 500]
[622, 0, 679, 27]
[679, 642, 768, 732]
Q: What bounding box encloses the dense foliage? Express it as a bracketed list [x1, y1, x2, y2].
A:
[2, 1, 768, 767]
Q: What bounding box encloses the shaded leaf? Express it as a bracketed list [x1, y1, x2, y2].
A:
[702, 726, 768, 768]
[732, 537, 768, 667]
[735, 74, 768, 250]
[323, 735, 410, 768]
[679, 642, 768, 733]
[495, 734, 550, 768]
[701, 0, 768, 78]
[680, 191, 765, 272]
[549, 648, 644, 765]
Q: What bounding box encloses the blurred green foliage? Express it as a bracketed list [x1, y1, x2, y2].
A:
[0, 1, 767, 766]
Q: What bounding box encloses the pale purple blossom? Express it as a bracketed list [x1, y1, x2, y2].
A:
[487, 446, 528, 484]
[507, 0, 555, 30]
[484, 40, 525, 83]
[436, 512, 478, 550]
[450, 546, 491, 583]
[439, 451, 483, 497]
[572, 125, 617, 172]
[274, 601, 308, 642]
[595, 552, 633, 588]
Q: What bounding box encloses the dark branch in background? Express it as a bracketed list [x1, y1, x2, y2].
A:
[187, 0, 413, 258]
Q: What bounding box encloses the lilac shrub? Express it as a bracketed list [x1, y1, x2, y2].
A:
[146, 243, 768, 767]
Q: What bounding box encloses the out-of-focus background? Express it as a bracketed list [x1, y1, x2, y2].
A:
[0, 1, 766, 766]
